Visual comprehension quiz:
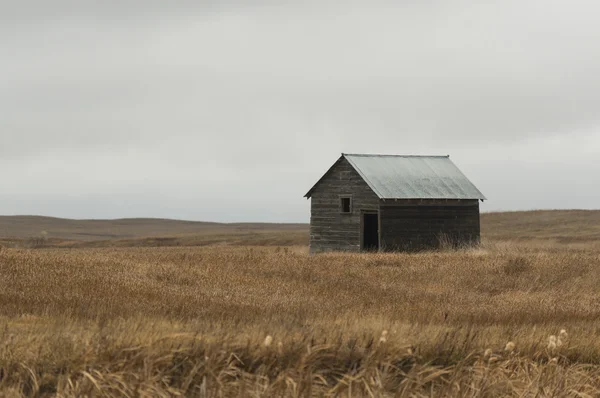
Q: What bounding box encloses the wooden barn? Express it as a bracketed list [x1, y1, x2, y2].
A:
[304, 154, 486, 253]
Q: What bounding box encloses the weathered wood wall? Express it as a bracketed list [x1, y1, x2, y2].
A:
[309, 158, 379, 254]
[379, 200, 480, 251]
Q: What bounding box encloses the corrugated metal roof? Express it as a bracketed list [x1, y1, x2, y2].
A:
[343, 154, 486, 200]
[304, 154, 486, 200]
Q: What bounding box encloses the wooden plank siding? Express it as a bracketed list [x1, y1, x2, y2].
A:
[379, 200, 480, 251]
[309, 158, 379, 254]
[308, 159, 482, 253]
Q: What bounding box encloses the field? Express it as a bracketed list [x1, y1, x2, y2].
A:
[1, 211, 600, 396]
[3, 210, 600, 248]
[0, 216, 307, 248]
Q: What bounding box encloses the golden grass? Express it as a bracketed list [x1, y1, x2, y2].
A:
[2, 241, 600, 396]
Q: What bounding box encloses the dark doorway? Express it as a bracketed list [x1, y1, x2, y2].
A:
[362, 213, 379, 251]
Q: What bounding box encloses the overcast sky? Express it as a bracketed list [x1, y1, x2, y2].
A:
[1, 1, 599, 222]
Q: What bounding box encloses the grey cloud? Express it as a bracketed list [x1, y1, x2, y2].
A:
[1, 0, 599, 221]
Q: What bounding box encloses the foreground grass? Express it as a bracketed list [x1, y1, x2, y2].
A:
[1, 243, 600, 396]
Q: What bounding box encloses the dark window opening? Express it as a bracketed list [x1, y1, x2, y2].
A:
[340, 197, 352, 213]
[363, 213, 379, 251]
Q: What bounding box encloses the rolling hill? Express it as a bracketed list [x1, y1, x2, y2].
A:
[0, 209, 599, 247]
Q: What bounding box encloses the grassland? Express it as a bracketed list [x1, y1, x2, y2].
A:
[3, 210, 600, 249]
[1, 211, 600, 396]
[0, 215, 307, 249]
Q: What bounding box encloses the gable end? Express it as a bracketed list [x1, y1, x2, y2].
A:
[305, 155, 374, 198]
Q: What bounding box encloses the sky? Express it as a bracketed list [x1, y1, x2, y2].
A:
[1, 0, 600, 222]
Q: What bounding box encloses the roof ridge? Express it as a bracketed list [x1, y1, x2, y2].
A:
[342, 153, 450, 158]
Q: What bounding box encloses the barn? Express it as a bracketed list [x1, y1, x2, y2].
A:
[304, 154, 486, 253]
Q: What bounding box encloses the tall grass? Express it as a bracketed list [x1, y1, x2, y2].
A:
[1, 242, 600, 396]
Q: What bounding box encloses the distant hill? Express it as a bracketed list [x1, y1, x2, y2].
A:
[0, 210, 598, 247]
[0, 216, 308, 247]
[481, 210, 600, 242]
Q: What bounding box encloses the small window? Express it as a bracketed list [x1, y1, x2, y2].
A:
[340, 197, 352, 213]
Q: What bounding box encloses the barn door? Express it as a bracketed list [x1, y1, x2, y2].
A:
[361, 212, 379, 251]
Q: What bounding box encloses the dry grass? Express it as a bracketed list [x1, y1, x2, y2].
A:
[2, 240, 600, 396]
